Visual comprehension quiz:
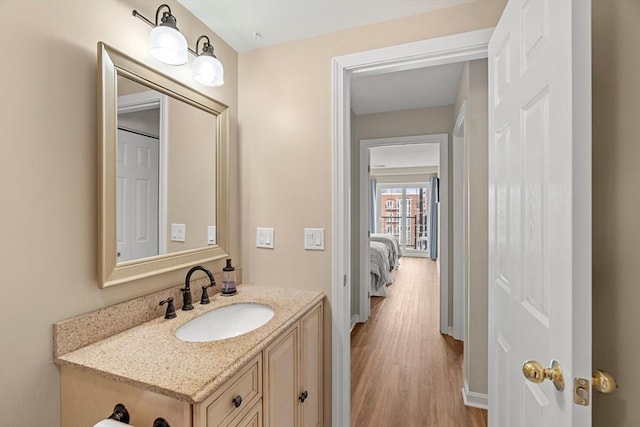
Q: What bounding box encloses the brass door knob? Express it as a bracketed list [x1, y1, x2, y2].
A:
[522, 359, 565, 391]
[592, 369, 617, 394]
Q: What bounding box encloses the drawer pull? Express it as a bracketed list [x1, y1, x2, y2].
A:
[232, 395, 243, 408]
[298, 390, 308, 403]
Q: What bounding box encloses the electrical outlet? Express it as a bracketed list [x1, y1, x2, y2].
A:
[257, 227, 275, 249]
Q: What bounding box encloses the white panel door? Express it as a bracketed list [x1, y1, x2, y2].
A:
[488, 0, 591, 426]
[117, 129, 159, 262]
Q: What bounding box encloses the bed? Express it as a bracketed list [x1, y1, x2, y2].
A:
[369, 234, 402, 297]
[371, 233, 401, 270]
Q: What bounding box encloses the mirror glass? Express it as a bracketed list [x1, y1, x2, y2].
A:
[99, 43, 229, 288]
[116, 76, 217, 262]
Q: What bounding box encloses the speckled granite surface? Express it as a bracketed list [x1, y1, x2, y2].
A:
[53, 269, 241, 358]
[55, 285, 323, 404]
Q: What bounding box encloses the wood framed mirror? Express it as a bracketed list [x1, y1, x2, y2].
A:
[98, 42, 229, 288]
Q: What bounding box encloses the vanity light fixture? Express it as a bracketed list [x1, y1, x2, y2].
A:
[133, 4, 188, 65]
[193, 35, 224, 87]
[132, 5, 225, 87]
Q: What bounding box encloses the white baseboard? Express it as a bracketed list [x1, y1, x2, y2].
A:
[440, 325, 454, 336]
[461, 381, 488, 410]
[350, 315, 359, 331]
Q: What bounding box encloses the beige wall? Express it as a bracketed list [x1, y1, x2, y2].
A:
[592, 0, 640, 426]
[0, 1, 239, 426]
[350, 106, 454, 323]
[166, 97, 217, 252]
[238, 2, 506, 422]
[454, 59, 489, 396]
[1, 0, 635, 424]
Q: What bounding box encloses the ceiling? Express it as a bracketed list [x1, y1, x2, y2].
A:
[177, 0, 467, 115]
[177, 0, 472, 52]
[350, 62, 464, 115]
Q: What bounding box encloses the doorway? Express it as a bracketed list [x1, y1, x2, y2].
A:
[356, 134, 448, 326]
[331, 29, 492, 425]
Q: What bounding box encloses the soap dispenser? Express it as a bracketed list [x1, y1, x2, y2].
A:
[221, 259, 237, 296]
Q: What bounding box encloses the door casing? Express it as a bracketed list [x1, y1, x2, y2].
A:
[331, 28, 493, 426]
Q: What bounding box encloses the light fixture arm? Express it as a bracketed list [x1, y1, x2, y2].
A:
[132, 9, 155, 28]
[196, 35, 216, 57]
[154, 4, 172, 26]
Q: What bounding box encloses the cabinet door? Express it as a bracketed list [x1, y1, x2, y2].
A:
[264, 325, 298, 427]
[299, 303, 323, 427]
[61, 365, 192, 427]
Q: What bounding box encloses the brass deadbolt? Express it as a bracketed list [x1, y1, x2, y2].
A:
[592, 369, 617, 394]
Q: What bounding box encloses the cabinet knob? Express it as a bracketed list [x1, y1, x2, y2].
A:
[232, 395, 243, 408]
[153, 418, 171, 427]
[298, 390, 309, 403]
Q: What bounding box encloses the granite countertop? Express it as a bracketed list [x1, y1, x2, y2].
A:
[56, 285, 324, 404]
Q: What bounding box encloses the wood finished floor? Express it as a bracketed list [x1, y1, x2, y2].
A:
[351, 257, 488, 427]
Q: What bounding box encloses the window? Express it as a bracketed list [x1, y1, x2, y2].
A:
[377, 183, 429, 252]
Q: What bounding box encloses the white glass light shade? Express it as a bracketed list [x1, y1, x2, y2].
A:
[149, 25, 188, 65]
[192, 54, 224, 87]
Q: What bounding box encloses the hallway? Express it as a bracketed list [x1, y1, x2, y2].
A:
[350, 257, 487, 426]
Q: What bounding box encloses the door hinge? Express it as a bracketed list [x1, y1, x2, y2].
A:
[343, 274, 347, 287]
[574, 378, 590, 406]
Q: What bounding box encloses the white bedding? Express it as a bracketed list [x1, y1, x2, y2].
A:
[369, 241, 392, 297]
[370, 233, 401, 270]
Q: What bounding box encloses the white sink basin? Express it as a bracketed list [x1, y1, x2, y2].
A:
[175, 303, 275, 343]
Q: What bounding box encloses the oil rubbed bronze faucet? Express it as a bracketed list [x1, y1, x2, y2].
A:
[182, 265, 217, 310]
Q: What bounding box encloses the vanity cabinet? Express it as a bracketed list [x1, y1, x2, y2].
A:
[61, 355, 262, 427]
[263, 302, 323, 427]
[59, 300, 323, 427]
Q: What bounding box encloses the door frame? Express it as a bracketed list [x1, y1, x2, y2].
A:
[117, 90, 168, 254]
[452, 104, 466, 342]
[331, 28, 493, 425]
[358, 134, 448, 327]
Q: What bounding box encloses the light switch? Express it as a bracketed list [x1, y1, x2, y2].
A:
[304, 228, 325, 250]
[257, 227, 275, 249]
[207, 226, 216, 245]
[171, 223, 186, 242]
